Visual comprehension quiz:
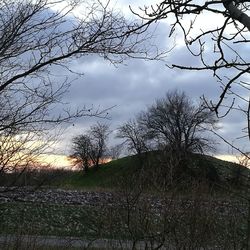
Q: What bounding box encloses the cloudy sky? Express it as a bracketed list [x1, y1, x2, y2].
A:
[47, 0, 250, 166]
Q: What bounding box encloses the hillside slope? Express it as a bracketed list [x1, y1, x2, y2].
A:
[57, 152, 250, 194]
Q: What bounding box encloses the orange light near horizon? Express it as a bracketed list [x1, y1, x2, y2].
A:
[38, 154, 72, 168]
[99, 157, 112, 164]
[38, 154, 112, 169]
[43, 154, 241, 169]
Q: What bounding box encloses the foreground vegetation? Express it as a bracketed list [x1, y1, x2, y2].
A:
[0, 153, 250, 249]
[0, 191, 247, 249]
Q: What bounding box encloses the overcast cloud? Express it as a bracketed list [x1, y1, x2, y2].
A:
[51, 1, 249, 158]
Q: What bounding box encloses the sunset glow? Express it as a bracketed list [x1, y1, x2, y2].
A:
[37, 154, 241, 169]
[38, 154, 112, 169]
[38, 154, 72, 168]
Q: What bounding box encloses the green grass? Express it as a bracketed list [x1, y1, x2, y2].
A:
[0, 153, 249, 249]
[0, 202, 95, 237]
[55, 155, 141, 190]
[0, 197, 247, 249]
[0, 200, 132, 239]
[54, 152, 250, 194]
[0, 243, 87, 250]
[2, 151, 248, 192]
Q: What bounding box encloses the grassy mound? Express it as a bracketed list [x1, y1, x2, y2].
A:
[55, 152, 250, 193]
[55, 155, 141, 190]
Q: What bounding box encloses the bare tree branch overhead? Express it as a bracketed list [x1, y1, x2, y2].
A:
[133, 0, 250, 138]
[0, 0, 160, 175]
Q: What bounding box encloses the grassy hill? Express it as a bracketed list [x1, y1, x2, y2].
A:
[55, 152, 250, 195]
[0, 153, 249, 249]
[55, 155, 141, 190]
[2, 151, 248, 194]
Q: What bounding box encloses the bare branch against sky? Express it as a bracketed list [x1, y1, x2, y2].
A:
[0, 0, 163, 170]
[1, 0, 248, 168]
[130, 0, 250, 142]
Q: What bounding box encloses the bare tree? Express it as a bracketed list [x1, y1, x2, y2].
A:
[70, 135, 92, 172]
[139, 90, 217, 155]
[116, 119, 149, 156]
[108, 144, 123, 160]
[133, 1, 250, 138]
[89, 123, 110, 169]
[0, 0, 159, 175]
[70, 122, 110, 171]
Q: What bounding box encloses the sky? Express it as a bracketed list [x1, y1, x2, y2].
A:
[46, 0, 250, 167]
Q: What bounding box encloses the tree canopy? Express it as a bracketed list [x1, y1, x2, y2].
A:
[70, 123, 110, 171]
[139, 90, 217, 154]
[133, 0, 250, 139]
[118, 90, 217, 157]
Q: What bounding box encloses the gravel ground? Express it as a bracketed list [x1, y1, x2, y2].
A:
[0, 186, 247, 215]
[0, 187, 248, 249]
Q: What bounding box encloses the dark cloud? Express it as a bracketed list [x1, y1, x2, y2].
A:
[56, 50, 246, 153]
[51, 5, 249, 156]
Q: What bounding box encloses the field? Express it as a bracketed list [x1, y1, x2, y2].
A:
[0, 153, 250, 249]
